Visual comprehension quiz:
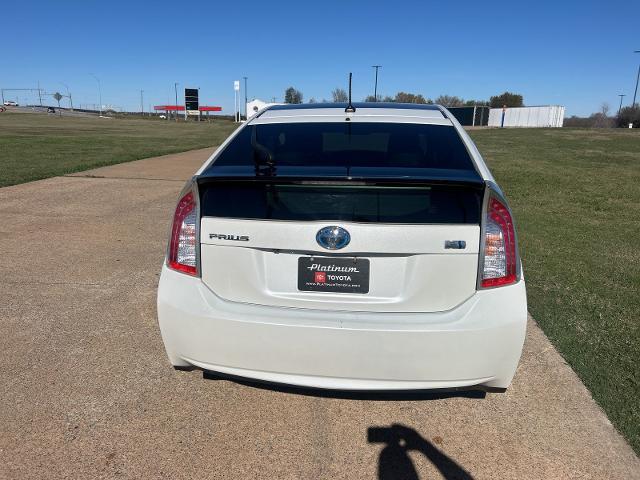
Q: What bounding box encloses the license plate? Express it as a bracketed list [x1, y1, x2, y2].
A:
[298, 257, 370, 294]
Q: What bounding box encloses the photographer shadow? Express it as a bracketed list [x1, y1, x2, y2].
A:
[368, 424, 474, 480]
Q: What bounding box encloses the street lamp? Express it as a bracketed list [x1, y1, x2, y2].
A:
[90, 74, 102, 116]
[174, 82, 179, 121]
[632, 50, 640, 108]
[372, 65, 382, 102]
[618, 94, 626, 114]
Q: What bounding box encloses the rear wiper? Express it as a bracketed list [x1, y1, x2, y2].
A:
[251, 126, 277, 177]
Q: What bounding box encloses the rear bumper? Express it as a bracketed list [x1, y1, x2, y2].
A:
[157, 266, 527, 390]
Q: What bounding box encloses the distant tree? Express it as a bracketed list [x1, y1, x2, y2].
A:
[394, 92, 428, 104]
[464, 99, 489, 106]
[284, 87, 303, 104]
[489, 92, 524, 108]
[308, 97, 317, 103]
[564, 105, 619, 128]
[615, 105, 640, 128]
[382, 95, 395, 102]
[593, 103, 613, 127]
[435, 95, 464, 107]
[563, 115, 597, 127]
[364, 94, 383, 102]
[590, 113, 613, 128]
[331, 88, 348, 103]
[53, 92, 63, 108]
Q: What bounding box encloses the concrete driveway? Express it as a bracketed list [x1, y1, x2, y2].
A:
[0, 148, 638, 479]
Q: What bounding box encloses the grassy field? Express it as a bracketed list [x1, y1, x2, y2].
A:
[0, 112, 237, 187]
[469, 128, 640, 453]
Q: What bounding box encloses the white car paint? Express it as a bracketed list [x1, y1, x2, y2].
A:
[158, 104, 527, 391]
[159, 265, 526, 390]
[200, 219, 480, 312]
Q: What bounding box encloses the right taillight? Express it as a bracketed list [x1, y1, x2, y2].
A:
[479, 194, 518, 288]
[167, 190, 198, 276]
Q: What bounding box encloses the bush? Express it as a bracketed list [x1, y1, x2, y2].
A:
[563, 116, 594, 127]
[615, 106, 640, 128]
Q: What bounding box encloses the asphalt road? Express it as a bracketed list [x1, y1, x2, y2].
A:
[0, 148, 638, 479]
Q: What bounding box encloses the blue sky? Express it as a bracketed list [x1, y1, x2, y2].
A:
[2, 0, 639, 116]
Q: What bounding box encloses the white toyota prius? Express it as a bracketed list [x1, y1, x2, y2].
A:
[157, 103, 527, 392]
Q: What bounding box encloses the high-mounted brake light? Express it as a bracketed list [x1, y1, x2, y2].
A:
[167, 190, 198, 276]
[479, 194, 518, 288]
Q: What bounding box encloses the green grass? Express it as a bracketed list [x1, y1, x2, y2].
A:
[0, 112, 237, 187]
[469, 128, 640, 453]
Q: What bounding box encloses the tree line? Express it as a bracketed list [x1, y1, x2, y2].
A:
[564, 103, 640, 128]
[283, 86, 524, 108]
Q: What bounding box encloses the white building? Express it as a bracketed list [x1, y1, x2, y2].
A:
[488, 105, 565, 128]
[246, 99, 283, 118]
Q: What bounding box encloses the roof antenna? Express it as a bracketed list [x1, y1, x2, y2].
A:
[345, 72, 356, 113]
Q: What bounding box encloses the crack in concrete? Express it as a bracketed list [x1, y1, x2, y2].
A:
[0, 280, 157, 287]
[64, 174, 184, 182]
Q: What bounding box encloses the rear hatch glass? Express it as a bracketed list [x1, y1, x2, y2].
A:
[200, 182, 482, 224]
[203, 122, 479, 176]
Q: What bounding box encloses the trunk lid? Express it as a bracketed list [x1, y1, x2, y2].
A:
[197, 180, 483, 313]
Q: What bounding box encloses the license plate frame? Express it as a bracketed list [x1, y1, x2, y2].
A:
[297, 257, 370, 294]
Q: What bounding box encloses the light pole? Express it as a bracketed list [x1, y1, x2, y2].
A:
[243, 76, 248, 119]
[372, 65, 382, 102]
[140, 90, 144, 116]
[633, 50, 640, 108]
[618, 94, 626, 114]
[60, 82, 73, 110]
[174, 82, 179, 121]
[90, 74, 102, 116]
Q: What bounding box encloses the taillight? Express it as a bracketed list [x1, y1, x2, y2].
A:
[167, 190, 198, 276]
[479, 194, 518, 288]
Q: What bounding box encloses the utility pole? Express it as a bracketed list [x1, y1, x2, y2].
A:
[90, 74, 102, 116]
[372, 65, 382, 102]
[174, 82, 179, 121]
[37, 80, 42, 106]
[243, 76, 248, 119]
[61, 83, 73, 110]
[633, 50, 640, 108]
[618, 94, 626, 114]
[140, 90, 144, 115]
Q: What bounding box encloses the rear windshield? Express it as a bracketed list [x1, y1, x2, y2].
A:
[200, 182, 482, 224]
[208, 122, 476, 171]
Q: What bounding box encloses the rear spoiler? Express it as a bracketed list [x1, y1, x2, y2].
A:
[197, 165, 485, 188]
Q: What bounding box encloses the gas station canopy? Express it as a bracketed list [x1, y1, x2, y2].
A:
[154, 105, 221, 112]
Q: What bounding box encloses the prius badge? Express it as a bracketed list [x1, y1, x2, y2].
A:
[316, 226, 350, 250]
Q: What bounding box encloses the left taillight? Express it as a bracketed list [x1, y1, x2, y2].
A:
[167, 189, 198, 276]
[478, 191, 519, 289]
